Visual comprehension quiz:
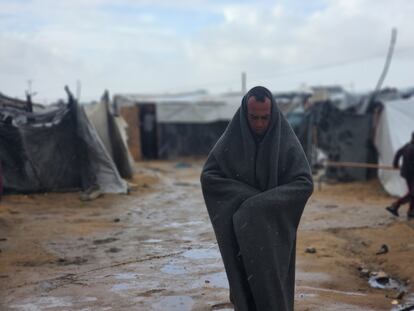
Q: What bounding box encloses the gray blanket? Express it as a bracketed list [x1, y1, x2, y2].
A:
[200, 87, 313, 311]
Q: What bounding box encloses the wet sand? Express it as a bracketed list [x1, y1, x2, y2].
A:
[0, 160, 413, 310]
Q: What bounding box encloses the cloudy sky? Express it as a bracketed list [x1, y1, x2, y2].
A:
[1, 0, 414, 103]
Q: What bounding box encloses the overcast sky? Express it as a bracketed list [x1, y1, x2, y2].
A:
[1, 0, 414, 103]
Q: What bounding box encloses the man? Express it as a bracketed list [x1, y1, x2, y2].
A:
[386, 132, 414, 219]
[200, 86, 313, 311]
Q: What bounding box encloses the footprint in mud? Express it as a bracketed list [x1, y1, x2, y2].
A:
[7, 209, 20, 215]
[173, 182, 198, 187]
[106, 247, 121, 253]
[17, 260, 52, 267]
[93, 237, 118, 245]
[56, 257, 88, 266]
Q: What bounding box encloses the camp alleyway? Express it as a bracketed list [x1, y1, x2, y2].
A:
[0, 160, 413, 311]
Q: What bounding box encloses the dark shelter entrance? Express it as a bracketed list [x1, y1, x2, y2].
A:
[139, 103, 158, 159]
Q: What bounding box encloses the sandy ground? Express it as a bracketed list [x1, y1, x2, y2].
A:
[0, 160, 413, 311]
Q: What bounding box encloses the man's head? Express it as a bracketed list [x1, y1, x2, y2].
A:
[246, 86, 272, 136]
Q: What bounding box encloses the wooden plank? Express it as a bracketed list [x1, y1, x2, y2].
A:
[326, 161, 397, 170]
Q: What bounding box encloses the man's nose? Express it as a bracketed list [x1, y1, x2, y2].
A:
[257, 119, 265, 127]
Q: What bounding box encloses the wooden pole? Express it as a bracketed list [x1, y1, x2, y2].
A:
[325, 161, 397, 170]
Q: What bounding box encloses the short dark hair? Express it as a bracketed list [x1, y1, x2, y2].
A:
[247, 86, 272, 103]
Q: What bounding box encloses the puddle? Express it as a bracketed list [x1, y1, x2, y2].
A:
[114, 273, 139, 280]
[204, 272, 229, 288]
[193, 272, 229, 289]
[185, 220, 205, 225]
[153, 295, 194, 311]
[110, 283, 136, 292]
[110, 280, 161, 294]
[9, 296, 97, 310]
[167, 221, 205, 228]
[297, 286, 366, 297]
[142, 239, 163, 243]
[183, 248, 220, 260]
[161, 263, 187, 275]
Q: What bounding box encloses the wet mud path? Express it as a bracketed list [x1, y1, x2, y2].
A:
[0, 160, 413, 310]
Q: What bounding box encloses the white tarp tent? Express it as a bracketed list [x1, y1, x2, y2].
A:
[85, 100, 135, 179]
[115, 93, 241, 123]
[156, 99, 240, 123]
[85, 100, 114, 159]
[375, 97, 414, 196]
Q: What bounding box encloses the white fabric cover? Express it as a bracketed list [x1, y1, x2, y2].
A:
[114, 116, 136, 169]
[375, 98, 414, 196]
[116, 93, 242, 123]
[85, 101, 114, 159]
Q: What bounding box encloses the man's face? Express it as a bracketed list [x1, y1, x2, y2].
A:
[247, 96, 271, 135]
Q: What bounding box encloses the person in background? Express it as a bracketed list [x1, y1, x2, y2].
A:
[386, 132, 414, 219]
[0, 160, 3, 201]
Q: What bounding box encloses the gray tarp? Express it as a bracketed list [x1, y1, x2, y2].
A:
[0, 98, 127, 194]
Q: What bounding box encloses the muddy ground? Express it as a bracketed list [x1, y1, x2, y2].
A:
[0, 160, 413, 311]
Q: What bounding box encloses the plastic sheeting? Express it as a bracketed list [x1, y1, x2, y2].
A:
[0, 92, 45, 112]
[305, 101, 373, 181]
[156, 100, 239, 123]
[85, 101, 134, 178]
[115, 93, 241, 123]
[76, 107, 128, 194]
[85, 101, 114, 159]
[0, 101, 127, 194]
[113, 116, 135, 172]
[375, 98, 414, 196]
[158, 121, 229, 158]
[114, 93, 243, 159]
[1, 105, 82, 192]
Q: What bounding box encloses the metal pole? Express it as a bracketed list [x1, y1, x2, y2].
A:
[241, 72, 246, 94]
[371, 28, 398, 102]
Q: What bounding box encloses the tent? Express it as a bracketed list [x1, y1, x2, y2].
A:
[114, 93, 240, 159]
[291, 100, 375, 181]
[374, 97, 414, 196]
[85, 94, 135, 179]
[0, 92, 44, 112]
[0, 92, 127, 195]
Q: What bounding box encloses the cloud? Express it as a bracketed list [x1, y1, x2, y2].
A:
[0, 0, 413, 102]
[186, 0, 414, 91]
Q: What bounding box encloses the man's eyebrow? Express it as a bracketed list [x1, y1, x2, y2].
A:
[249, 113, 270, 116]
